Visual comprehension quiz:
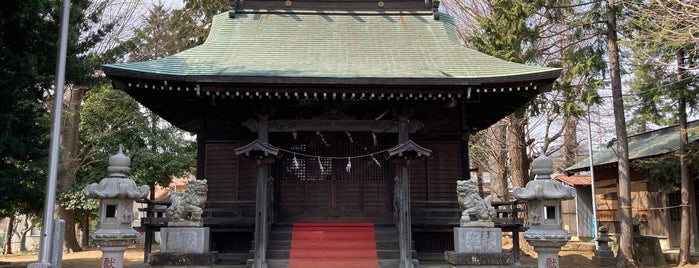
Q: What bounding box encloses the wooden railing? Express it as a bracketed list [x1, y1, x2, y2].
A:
[135, 199, 258, 262]
[136, 198, 171, 262]
[410, 200, 527, 264]
[202, 200, 257, 227]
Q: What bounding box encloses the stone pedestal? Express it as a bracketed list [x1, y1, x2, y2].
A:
[454, 227, 501, 253]
[526, 239, 568, 268]
[445, 227, 513, 267]
[150, 227, 217, 268]
[161, 227, 210, 253]
[444, 251, 515, 268]
[100, 245, 130, 268]
[148, 252, 218, 268]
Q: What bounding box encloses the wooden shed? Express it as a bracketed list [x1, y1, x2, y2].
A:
[103, 0, 560, 266]
[553, 175, 594, 239]
[567, 120, 699, 250]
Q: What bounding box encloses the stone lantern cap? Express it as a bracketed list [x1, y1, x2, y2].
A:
[513, 154, 575, 201]
[107, 146, 131, 177]
[85, 148, 149, 200]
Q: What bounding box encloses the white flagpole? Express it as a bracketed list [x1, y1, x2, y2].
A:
[34, 0, 71, 265]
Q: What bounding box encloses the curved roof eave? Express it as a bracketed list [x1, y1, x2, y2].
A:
[103, 11, 561, 87]
[102, 67, 561, 87]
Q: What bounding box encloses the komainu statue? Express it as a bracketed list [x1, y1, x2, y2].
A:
[457, 180, 496, 226]
[166, 179, 208, 227]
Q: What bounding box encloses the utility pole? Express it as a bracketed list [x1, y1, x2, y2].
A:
[29, 0, 71, 267]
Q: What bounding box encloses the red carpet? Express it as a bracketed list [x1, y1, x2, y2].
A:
[288, 223, 378, 268]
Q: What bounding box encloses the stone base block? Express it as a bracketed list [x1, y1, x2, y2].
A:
[592, 255, 615, 267]
[149, 251, 217, 268]
[445, 251, 514, 267]
[454, 227, 502, 253]
[460, 221, 495, 228]
[161, 227, 210, 253]
[633, 235, 666, 266]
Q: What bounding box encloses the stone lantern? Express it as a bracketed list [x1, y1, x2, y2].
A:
[513, 154, 575, 268]
[85, 148, 149, 268]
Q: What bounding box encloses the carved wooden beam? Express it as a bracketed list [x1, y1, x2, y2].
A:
[388, 140, 432, 159]
[234, 140, 279, 157]
[243, 119, 423, 133]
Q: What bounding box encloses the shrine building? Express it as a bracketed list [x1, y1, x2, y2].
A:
[103, 0, 560, 266]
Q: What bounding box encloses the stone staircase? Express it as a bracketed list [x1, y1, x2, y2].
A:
[256, 224, 409, 268]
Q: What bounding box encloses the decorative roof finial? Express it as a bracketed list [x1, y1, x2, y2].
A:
[531, 154, 553, 180]
[107, 145, 131, 177]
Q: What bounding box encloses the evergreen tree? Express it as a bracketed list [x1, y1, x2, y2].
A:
[466, 0, 543, 195]
[0, 0, 55, 254]
[624, 1, 698, 264]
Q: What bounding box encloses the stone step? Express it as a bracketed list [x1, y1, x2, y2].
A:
[258, 224, 415, 267]
[267, 239, 399, 249]
[268, 228, 399, 242]
[265, 258, 403, 268]
[266, 248, 402, 259]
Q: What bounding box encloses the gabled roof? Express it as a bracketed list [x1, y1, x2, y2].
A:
[103, 11, 560, 86]
[567, 120, 699, 172]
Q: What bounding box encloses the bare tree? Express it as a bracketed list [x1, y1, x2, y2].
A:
[508, 114, 530, 189]
[470, 120, 509, 201]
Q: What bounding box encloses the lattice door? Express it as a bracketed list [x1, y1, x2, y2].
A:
[274, 132, 392, 222]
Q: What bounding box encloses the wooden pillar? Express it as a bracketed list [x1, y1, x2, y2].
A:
[397, 159, 413, 268]
[389, 115, 430, 268]
[254, 158, 272, 268]
[397, 116, 413, 268]
[460, 134, 470, 180]
[459, 100, 471, 180]
[253, 115, 270, 268]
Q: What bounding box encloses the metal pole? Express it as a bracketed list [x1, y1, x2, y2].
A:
[587, 104, 598, 239]
[36, 0, 71, 264]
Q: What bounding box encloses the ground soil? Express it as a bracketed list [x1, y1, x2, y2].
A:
[0, 245, 144, 268]
[1, 244, 698, 268]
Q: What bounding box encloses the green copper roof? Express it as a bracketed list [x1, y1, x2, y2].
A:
[103, 11, 559, 85]
[567, 120, 699, 172]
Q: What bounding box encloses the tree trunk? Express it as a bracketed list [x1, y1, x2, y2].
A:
[606, 2, 635, 267]
[508, 113, 529, 189]
[562, 116, 579, 170]
[487, 119, 509, 201]
[677, 49, 691, 266]
[57, 84, 87, 253]
[2, 214, 14, 254]
[81, 215, 90, 248]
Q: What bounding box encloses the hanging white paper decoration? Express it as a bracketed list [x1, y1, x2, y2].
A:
[371, 154, 381, 167]
[316, 131, 328, 146]
[346, 157, 352, 173]
[372, 132, 378, 146]
[318, 157, 324, 173]
[293, 154, 300, 169]
[346, 131, 354, 143]
[292, 131, 298, 139]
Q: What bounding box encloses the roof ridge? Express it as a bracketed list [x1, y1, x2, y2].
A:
[626, 119, 699, 139]
[236, 9, 435, 16]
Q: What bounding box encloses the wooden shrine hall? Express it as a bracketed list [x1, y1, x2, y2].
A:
[103, 0, 560, 267]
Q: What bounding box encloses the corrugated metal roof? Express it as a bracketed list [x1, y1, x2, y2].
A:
[567, 120, 699, 172]
[103, 11, 560, 84]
